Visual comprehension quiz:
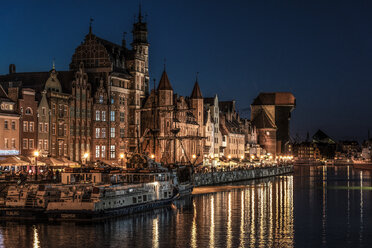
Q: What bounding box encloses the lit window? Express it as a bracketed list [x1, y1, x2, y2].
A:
[29, 139, 34, 149]
[101, 128, 106, 138]
[23, 139, 28, 149]
[110, 145, 115, 158]
[4, 120, 8, 129]
[101, 146, 106, 158]
[95, 145, 100, 158]
[110, 127, 115, 138]
[102, 111, 106, 121]
[11, 121, 16, 130]
[96, 110, 100, 121]
[110, 111, 115, 121]
[23, 121, 28, 132]
[39, 123, 43, 133]
[29, 122, 34, 132]
[99, 95, 103, 103]
[44, 140, 48, 150]
[95, 128, 100, 138]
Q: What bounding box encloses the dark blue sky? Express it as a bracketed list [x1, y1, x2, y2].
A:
[1, 0, 372, 142]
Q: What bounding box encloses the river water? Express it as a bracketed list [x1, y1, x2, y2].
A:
[0, 165, 372, 248]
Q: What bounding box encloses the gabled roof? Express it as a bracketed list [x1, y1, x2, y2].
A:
[251, 110, 276, 129]
[157, 70, 173, 91]
[190, 81, 203, 99]
[313, 129, 335, 144]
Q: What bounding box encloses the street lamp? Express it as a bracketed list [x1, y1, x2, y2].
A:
[83, 152, 89, 166]
[150, 154, 155, 159]
[120, 153, 125, 167]
[34, 151, 39, 181]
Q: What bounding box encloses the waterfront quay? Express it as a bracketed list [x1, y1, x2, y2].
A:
[194, 165, 293, 186]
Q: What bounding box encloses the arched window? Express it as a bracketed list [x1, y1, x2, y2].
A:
[25, 107, 32, 115]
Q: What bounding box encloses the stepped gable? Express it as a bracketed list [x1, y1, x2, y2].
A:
[190, 81, 203, 99]
[157, 70, 173, 91]
[252, 109, 276, 129]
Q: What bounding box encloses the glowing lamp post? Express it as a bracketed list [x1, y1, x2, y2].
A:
[120, 153, 125, 167]
[83, 152, 89, 166]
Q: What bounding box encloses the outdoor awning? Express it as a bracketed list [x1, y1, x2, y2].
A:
[0, 156, 31, 166]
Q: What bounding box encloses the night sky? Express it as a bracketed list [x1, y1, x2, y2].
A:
[1, 0, 372, 142]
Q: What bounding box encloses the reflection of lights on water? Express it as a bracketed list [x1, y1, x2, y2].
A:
[360, 171, 364, 241]
[191, 200, 197, 248]
[239, 191, 245, 247]
[33, 225, 40, 248]
[227, 192, 232, 248]
[209, 196, 215, 248]
[152, 217, 159, 248]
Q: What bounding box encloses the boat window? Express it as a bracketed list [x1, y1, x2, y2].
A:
[143, 195, 147, 201]
[133, 197, 137, 203]
[164, 192, 167, 198]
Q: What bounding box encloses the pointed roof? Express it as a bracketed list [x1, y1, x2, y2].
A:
[157, 70, 173, 91]
[252, 110, 276, 129]
[190, 81, 203, 99]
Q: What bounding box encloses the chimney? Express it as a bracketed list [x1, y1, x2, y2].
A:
[9, 64, 16, 74]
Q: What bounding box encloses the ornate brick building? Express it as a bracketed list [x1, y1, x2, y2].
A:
[141, 71, 204, 165]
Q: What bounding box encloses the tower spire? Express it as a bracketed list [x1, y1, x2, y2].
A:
[52, 58, 55, 70]
[138, 3, 142, 23]
[89, 17, 94, 34]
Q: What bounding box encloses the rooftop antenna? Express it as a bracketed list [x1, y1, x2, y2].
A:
[52, 58, 55, 70]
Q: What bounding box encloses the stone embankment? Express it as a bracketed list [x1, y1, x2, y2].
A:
[193, 165, 293, 186]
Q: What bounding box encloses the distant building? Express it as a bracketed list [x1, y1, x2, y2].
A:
[203, 95, 222, 159]
[7, 87, 38, 156]
[0, 86, 20, 156]
[251, 92, 296, 156]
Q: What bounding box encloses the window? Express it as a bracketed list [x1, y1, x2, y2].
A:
[29, 122, 34, 132]
[29, 139, 34, 149]
[42, 107, 46, 116]
[120, 128, 125, 138]
[95, 145, 100, 158]
[23, 121, 28, 132]
[52, 104, 56, 115]
[44, 123, 48, 132]
[4, 120, 8, 129]
[25, 107, 32, 115]
[99, 95, 103, 103]
[39, 123, 43, 133]
[102, 111, 106, 121]
[110, 145, 115, 158]
[95, 128, 100, 138]
[38, 140, 43, 150]
[110, 127, 115, 138]
[4, 138, 8, 149]
[11, 121, 15, 130]
[44, 140, 48, 150]
[95, 110, 100, 121]
[11, 138, 15, 149]
[52, 123, 56, 135]
[120, 112, 125, 122]
[101, 146, 106, 158]
[110, 111, 115, 121]
[101, 128, 106, 138]
[64, 105, 68, 117]
[111, 97, 114, 104]
[64, 124, 67, 136]
[23, 139, 28, 149]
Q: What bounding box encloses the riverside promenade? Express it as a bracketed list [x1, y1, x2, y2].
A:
[193, 165, 293, 186]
